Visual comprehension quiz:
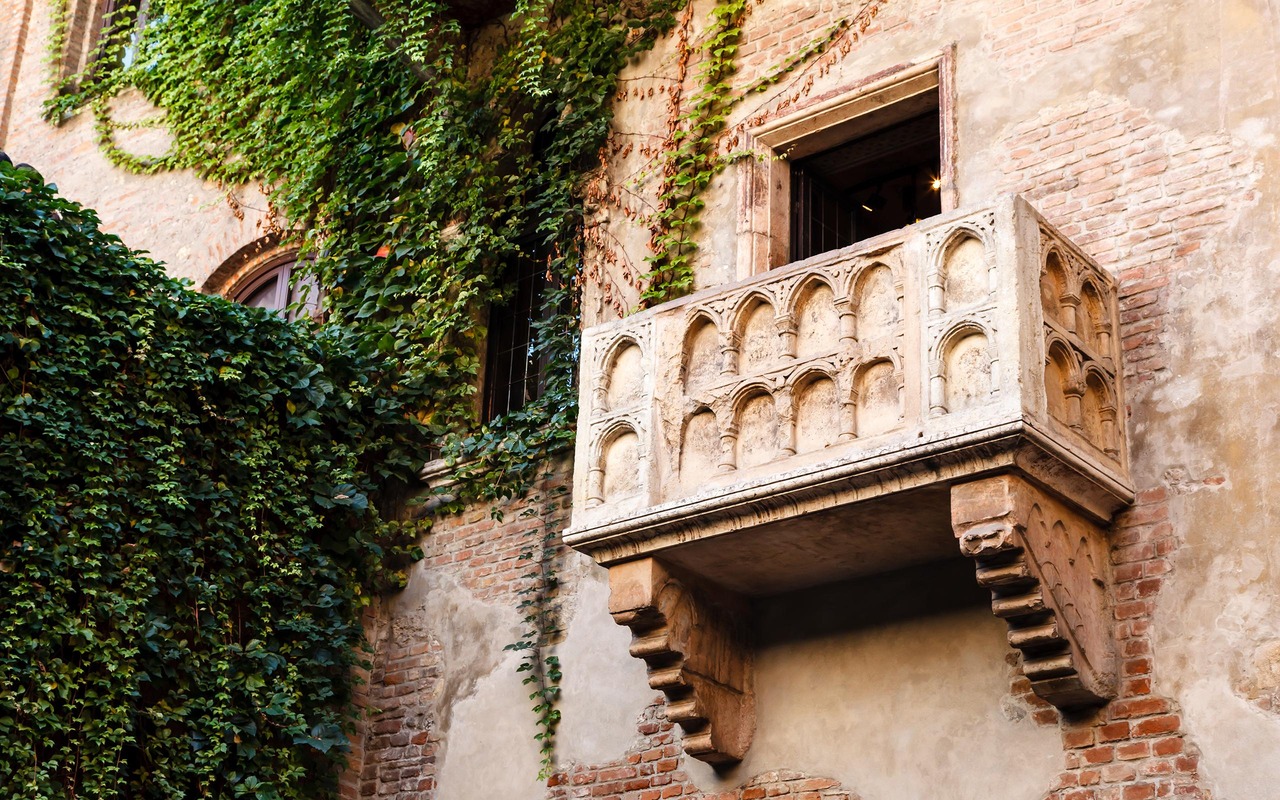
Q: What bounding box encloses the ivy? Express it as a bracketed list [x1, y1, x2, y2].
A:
[21, 0, 885, 790]
[503, 481, 569, 780]
[641, 0, 746, 306]
[640, 0, 888, 306]
[0, 160, 421, 799]
[32, 0, 686, 790]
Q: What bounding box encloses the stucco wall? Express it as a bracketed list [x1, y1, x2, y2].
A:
[5, 0, 1280, 797]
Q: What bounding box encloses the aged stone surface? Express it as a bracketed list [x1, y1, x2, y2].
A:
[952, 474, 1117, 709]
[607, 558, 754, 764]
[569, 194, 1134, 757]
[568, 196, 1131, 592]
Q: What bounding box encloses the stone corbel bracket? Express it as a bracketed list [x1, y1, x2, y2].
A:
[608, 558, 754, 764]
[952, 474, 1118, 709]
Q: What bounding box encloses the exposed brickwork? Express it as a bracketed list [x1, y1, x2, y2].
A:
[0, 0, 36, 145]
[349, 7, 1257, 797]
[349, 607, 444, 800]
[549, 700, 858, 800]
[984, 0, 1149, 73]
[735, 0, 908, 127]
[999, 92, 1258, 392]
[1, 0, 1257, 794]
[1039, 489, 1211, 799]
[988, 74, 1261, 797]
[988, 83, 1257, 800]
[348, 460, 572, 800]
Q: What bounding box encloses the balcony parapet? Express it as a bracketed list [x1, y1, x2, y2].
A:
[566, 196, 1133, 761]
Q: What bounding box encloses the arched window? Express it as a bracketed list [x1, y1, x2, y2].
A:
[229, 253, 320, 320]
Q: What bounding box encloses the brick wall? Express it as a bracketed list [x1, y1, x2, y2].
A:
[0, 0, 36, 145]
[548, 702, 858, 800]
[349, 460, 572, 799]
[1042, 486, 1212, 799]
[0, 0, 1253, 794]
[992, 67, 1258, 800]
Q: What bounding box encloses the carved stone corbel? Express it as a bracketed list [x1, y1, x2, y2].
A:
[951, 474, 1117, 709]
[607, 558, 754, 764]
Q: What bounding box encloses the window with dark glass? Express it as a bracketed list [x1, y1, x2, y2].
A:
[789, 98, 942, 262]
[482, 248, 553, 422]
[231, 255, 320, 320]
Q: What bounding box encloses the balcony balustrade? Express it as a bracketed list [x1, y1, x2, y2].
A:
[565, 195, 1134, 763]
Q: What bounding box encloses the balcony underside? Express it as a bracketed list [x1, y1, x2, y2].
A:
[568, 419, 1129, 596]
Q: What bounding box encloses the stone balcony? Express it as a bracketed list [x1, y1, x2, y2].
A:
[565, 196, 1134, 763]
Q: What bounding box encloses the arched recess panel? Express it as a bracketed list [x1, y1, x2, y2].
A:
[794, 375, 839, 454]
[1080, 371, 1114, 453]
[793, 280, 838, 360]
[1041, 250, 1068, 325]
[683, 317, 721, 392]
[854, 264, 899, 340]
[680, 410, 721, 490]
[855, 360, 900, 437]
[942, 234, 989, 309]
[739, 298, 779, 375]
[1079, 282, 1106, 353]
[944, 332, 992, 412]
[602, 429, 642, 502]
[606, 342, 645, 411]
[1044, 342, 1074, 426]
[736, 392, 779, 469]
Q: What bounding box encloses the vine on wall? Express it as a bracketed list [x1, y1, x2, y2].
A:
[588, 0, 887, 310]
[30, 0, 688, 792]
[20, 0, 886, 792]
[0, 160, 422, 799]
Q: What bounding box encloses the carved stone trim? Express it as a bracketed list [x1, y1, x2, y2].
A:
[951, 474, 1117, 709]
[607, 558, 754, 763]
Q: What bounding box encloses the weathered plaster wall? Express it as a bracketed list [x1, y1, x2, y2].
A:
[578, 0, 1280, 797]
[687, 561, 1063, 800]
[0, 0, 268, 286]
[6, 0, 1280, 796]
[542, 561, 1065, 800]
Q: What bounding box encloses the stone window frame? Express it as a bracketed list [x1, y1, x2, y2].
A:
[736, 47, 958, 279]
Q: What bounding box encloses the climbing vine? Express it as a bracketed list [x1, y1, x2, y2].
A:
[638, 0, 886, 305]
[33, 0, 687, 791]
[640, 0, 746, 305]
[0, 159, 422, 799]
[19, 0, 888, 792]
[504, 480, 570, 780]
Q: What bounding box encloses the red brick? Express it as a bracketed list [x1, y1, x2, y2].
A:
[1102, 763, 1138, 783]
[1124, 783, 1156, 800]
[1114, 740, 1151, 761]
[1133, 714, 1181, 737]
[1122, 657, 1153, 677]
